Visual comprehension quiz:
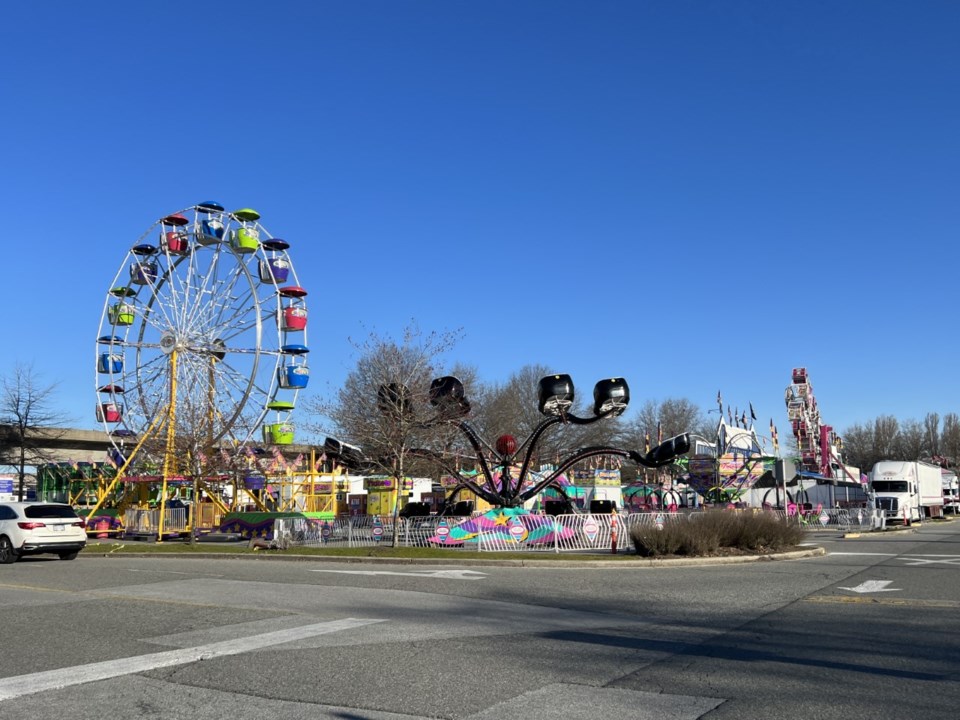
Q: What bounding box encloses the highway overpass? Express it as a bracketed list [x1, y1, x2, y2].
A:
[0, 425, 321, 466]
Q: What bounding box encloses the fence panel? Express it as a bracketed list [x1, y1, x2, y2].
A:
[273, 507, 883, 552]
[796, 507, 881, 532]
[122, 507, 188, 534]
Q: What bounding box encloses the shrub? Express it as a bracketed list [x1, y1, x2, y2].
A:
[629, 510, 803, 557]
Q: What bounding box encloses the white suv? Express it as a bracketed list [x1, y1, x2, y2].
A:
[0, 502, 87, 563]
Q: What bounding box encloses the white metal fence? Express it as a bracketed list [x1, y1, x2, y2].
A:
[273, 508, 877, 553]
[789, 507, 882, 532]
[122, 507, 189, 534]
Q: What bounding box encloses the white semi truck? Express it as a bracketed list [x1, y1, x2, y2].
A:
[871, 460, 944, 524]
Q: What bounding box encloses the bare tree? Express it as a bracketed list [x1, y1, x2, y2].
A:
[468, 364, 623, 468]
[613, 397, 704, 483]
[941, 413, 960, 466]
[0, 364, 72, 501]
[895, 419, 926, 460]
[304, 324, 463, 543]
[839, 422, 875, 470]
[619, 398, 705, 452]
[872, 415, 900, 460]
[923, 412, 941, 460]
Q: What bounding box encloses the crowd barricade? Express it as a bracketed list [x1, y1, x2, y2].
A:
[122, 506, 189, 535]
[275, 512, 697, 553]
[272, 506, 882, 553]
[794, 506, 881, 532]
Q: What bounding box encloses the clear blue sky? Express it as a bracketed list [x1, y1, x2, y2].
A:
[2, 1, 958, 442]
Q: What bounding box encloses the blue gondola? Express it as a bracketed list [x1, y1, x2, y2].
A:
[98, 353, 123, 374]
[279, 364, 310, 389]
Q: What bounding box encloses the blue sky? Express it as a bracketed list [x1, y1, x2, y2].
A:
[2, 1, 958, 442]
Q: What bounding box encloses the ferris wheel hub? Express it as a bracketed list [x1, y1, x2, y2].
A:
[159, 333, 178, 355]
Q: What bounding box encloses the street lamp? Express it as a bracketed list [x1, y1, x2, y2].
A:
[423, 374, 690, 509]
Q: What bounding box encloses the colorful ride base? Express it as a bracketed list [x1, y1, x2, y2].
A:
[428, 507, 576, 546]
[79, 508, 124, 536]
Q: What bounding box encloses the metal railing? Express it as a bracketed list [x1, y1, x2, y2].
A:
[122, 507, 189, 534]
[275, 512, 698, 553]
[273, 506, 883, 552]
[792, 507, 882, 532]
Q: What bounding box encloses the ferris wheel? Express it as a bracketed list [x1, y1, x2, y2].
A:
[95, 202, 310, 465]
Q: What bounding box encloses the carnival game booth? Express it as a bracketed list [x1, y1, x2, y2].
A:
[361, 475, 438, 516]
[439, 472, 496, 515]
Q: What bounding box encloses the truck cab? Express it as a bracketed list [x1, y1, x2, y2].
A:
[871, 460, 944, 525]
[872, 478, 917, 524]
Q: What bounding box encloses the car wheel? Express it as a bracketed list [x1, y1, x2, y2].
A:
[0, 536, 19, 564]
[58, 551, 79, 561]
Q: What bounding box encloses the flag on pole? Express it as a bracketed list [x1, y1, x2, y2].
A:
[749, 402, 756, 421]
[716, 391, 723, 414]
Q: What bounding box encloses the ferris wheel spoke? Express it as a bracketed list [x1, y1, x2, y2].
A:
[210, 275, 259, 333]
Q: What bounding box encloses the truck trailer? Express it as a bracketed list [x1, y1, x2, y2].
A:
[870, 460, 944, 524]
[942, 470, 959, 514]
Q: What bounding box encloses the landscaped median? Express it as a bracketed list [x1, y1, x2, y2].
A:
[83, 538, 824, 568]
[630, 508, 805, 558]
[81, 508, 822, 565]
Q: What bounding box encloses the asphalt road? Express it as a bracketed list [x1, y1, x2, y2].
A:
[1, 521, 958, 719]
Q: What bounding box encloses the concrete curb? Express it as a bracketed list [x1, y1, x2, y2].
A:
[83, 545, 826, 568]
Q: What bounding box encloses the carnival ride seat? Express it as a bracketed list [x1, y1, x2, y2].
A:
[442, 501, 474, 517]
[589, 499, 615, 515]
[399, 502, 430, 518]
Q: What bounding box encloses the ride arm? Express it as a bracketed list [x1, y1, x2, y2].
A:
[451, 421, 499, 496]
[408, 447, 501, 505]
[513, 411, 612, 497]
[517, 434, 690, 504]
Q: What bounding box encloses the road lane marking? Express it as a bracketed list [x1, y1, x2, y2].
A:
[0, 617, 384, 702]
[838, 580, 900, 593]
[829, 552, 960, 566]
[127, 568, 224, 577]
[309, 569, 487, 580]
[805, 595, 960, 609]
